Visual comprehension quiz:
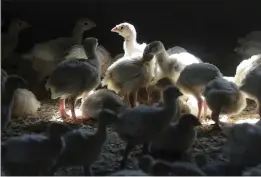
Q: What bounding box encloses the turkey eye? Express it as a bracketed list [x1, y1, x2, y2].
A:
[120, 26, 124, 30]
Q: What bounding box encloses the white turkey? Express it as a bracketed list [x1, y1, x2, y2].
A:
[101, 50, 155, 107]
[203, 78, 247, 128]
[234, 54, 261, 117]
[1, 73, 27, 129]
[12, 89, 41, 117]
[176, 63, 223, 119]
[143, 41, 202, 85]
[111, 22, 146, 57]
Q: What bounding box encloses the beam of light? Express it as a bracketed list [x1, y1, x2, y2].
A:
[219, 114, 260, 125]
[200, 114, 259, 126]
[66, 108, 83, 117]
[234, 118, 259, 124]
[88, 90, 95, 96]
[223, 76, 235, 83]
[49, 108, 83, 122]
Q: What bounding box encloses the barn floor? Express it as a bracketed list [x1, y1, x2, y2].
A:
[1, 99, 259, 176]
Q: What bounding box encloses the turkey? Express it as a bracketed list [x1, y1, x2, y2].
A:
[45, 37, 101, 121]
[176, 63, 223, 119]
[23, 18, 96, 81]
[203, 78, 247, 128]
[234, 54, 261, 117]
[114, 86, 182, 168]
[143, 41, 202, 85]
[64, 44, 113, 77]
[111, 22, 146, 57]
[101, 52, 154, 107]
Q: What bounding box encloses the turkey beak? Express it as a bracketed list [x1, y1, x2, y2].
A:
[111, 26, 119, 32]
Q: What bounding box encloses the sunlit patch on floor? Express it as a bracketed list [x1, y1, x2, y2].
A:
[201, 114, 260, 126]
[201, 119, 215, 126]
[234, 118, 259, 124]
[49, 108, 83, 122]
[219, 114, 260, 125]
[66, 108, 83, 117]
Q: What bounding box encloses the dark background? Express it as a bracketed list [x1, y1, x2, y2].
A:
[2, 0, 261, 75]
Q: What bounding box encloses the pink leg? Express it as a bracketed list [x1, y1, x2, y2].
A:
[59, 99, 69, 119]
[197, 98, 203, 118]
[203, 99, 208, 118]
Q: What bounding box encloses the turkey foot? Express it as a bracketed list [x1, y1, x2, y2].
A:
[197, 99, 203, 118]
[60, 99, 70, 119]
[202, 99, 208, 119]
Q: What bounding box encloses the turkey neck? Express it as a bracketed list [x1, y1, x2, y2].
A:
[3, 87, 18, 106]
[156, 50, 169, 64]
[90, 121, 108, 148]
[72, 26, 85, 44]
[155, 50, 170, 72]
[84, 46, 98, 59]
[83, 46, 100, 72]
[163, 98, 179, 121]
[125, 31, 136, 43]
[124, 32, 138, 54]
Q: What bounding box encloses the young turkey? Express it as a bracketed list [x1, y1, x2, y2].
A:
[149, 114, 201, 161]
[12, 88, 41, 117]
[2, 122, 70, 175]
[23, 18, 96, 81]
[222, 123, 261, 168]
[111, 22, 159, 96]
[45, 37, 101, 122]
[79, 88, 127, 120]
[114, 86, 182, 168]
[142, 41, 202, 85]
[101, 53, 154, 107]
[234, 54, 261, 117]
[111, 22, 146, 57]
[49, 109, 119, 175]
[64, 44, 113, 77]
[1, 74, 27, 129]
[176, 63, 223, 119]
[203, 78, 247, 129]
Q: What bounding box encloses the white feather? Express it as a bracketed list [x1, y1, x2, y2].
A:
[12, 89, 41, 117]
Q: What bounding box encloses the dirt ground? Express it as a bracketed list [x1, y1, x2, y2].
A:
[1, 99, 258, 176]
